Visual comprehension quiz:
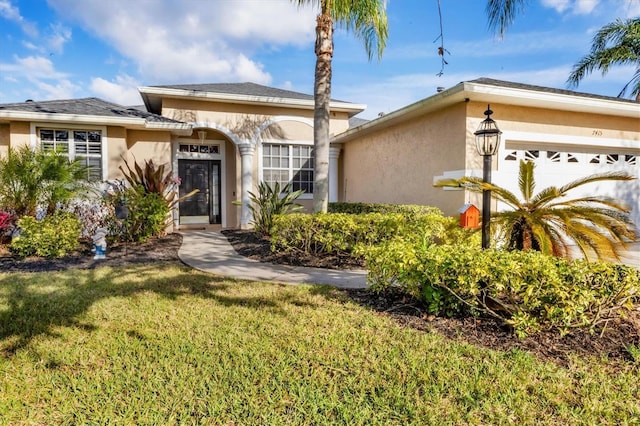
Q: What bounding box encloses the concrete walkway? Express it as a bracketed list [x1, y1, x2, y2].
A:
[178, 230, 369, 289]
[178, 231, 639, 289]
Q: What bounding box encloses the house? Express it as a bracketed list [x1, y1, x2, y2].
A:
[332, 78, 640, 230]
[0, 78, 638, 230]
[0, 83, 365, 229]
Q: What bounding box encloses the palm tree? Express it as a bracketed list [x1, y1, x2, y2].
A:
[292, 0, 388, 213]
[436, 160, 636, 262]
[0, 145, 88, 217]
[568, 17, 640, 99]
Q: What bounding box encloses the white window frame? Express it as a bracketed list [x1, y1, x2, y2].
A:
[258, 140, 314, 199]
[30, 122, 108, 181]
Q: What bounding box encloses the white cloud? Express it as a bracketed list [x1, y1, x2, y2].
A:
[46, 23, 72, 54]
[541, 0, 601, 14]
[0, 55, 76, 102]
[0, 0, 38, 37]
[573, 0, 599, 14]
[33, 79, 80, 100]
[90, 75, 143, 105]
[22, 40, 38, 50]
[541, 0, 572, 13]
[0, 55, 68, 79]
[618, 0, 640, 18]
[46, 0, 317, 84]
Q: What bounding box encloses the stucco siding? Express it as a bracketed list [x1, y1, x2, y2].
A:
[341, 103, 468, 216]
[9, 122, 31, 148]
[125, 129, 172, 169]
[0, 124, 9, 157]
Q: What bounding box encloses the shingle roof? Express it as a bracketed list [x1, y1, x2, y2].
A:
[349, 116, 369, 128]
[468, 78, 639, 105]
[149, 82, 351, 103]
[0, 97, 183, 123]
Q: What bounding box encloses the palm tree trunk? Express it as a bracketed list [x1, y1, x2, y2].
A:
[312, 7, 333, 213]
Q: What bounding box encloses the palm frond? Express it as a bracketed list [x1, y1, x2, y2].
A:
[517, 160, 535, 203]
[485, 0, 528, 37]
[528, 185, 562, 209]
[547, 196, 630, 213]
[617, 67, 640, 98]
[556, 171, 634, 195]
[435, 176, 524, 209]
[567, 17, 640, 99]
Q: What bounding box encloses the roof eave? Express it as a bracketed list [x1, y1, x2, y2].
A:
[463, 81, 640, 118]
[332, 81, 640, 144]
[0, 110, 190, 133]
[138, 86, 366, 116]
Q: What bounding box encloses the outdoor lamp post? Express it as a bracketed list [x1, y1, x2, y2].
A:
[474, 104, 502, 249]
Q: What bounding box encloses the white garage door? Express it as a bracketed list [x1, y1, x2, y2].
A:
[493, 145, 640, 234]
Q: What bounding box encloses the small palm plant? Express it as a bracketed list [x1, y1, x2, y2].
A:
[436, 160, 636, 261]
[247, 181, 305, 236]
[0, 145, 88, 217]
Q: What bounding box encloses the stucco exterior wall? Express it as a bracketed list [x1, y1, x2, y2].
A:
[8, 122, 31, 149]
[0, 124, 9, 157]
[125, 129, 172, 167]
[341, 103, 469, 216]
[105, 126, 128, 179]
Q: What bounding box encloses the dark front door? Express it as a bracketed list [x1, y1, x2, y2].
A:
[178, 160, 221, 224]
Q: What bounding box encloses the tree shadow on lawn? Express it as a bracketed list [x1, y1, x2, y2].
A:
[0, 263, 319, 357]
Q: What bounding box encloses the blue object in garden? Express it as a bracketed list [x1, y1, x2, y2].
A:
[92, 227, 108, 260]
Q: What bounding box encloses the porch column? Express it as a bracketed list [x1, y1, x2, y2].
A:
[238, 143, 255, 229]
[329, 145, 341, 203]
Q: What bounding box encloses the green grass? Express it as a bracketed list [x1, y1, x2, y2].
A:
[0, 263, 638, 425]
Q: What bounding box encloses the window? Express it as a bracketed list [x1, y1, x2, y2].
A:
[262, 143, 314, 194]
[40, 128, 103, 181]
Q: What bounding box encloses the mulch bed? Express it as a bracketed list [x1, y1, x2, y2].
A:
[0, 234, 182, 273]
[2, 229, 639, 368]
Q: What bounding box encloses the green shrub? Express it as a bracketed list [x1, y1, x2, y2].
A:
[10, 212, 81, 258]
[107, 188, 169, 243]
[270, 209, 473, 258]
[247, 181, 304, 236]
[119, 156, 197, 209]
[328, 202, 442, 217]
[364, 241, 640, 337]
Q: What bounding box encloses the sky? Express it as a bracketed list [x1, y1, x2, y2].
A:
[0, 0, 639, 119]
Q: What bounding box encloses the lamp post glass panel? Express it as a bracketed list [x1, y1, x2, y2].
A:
[474, 105, 502, 249]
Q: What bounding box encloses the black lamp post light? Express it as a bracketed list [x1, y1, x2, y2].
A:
[473, 104, 502, 250]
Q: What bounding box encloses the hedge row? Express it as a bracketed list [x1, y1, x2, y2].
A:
[328, 202, 443, 217]
[363, 240, 640, 337]
[270, 210, 476, 257]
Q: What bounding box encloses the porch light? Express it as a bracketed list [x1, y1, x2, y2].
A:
[474, 105, 501, 156]
[474, 104, 502, 249]
[198, 130, 207, 144]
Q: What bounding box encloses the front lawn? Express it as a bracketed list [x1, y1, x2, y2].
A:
[0, 263, 638, 424]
